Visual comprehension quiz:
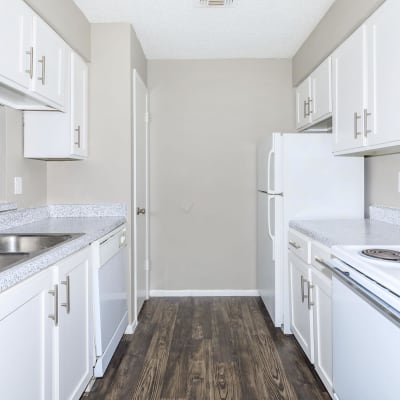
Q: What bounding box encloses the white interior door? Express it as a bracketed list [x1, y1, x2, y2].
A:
[133, 69, 149, 321]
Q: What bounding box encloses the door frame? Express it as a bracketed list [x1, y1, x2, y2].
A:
[132, 69, 149, 322]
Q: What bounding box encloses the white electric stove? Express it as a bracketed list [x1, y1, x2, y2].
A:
[328, 245, 400, 400]
[332, 244, 400, 309]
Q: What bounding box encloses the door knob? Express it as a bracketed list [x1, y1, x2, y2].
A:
[137, 207, 146, 215]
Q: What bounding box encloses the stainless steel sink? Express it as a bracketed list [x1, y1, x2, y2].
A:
[0, 233, 83, 273]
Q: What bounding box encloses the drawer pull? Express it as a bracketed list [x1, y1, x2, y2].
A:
[289, 240, 301, 250]
[61, 276, 71, 314]
[48, 284, 59, 326]
[301, 275, 307, 303]
[307, 282, 314, 310]
[314, 256, 325, 265]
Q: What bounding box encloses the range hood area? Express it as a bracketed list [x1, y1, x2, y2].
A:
[0, 82, 57, 111]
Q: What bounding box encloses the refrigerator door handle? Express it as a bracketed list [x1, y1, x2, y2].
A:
[267, 148, 275, 193]
[267, 195, 275, 260]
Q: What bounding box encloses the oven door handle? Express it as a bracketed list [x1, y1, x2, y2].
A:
[333, 268, 400, 327]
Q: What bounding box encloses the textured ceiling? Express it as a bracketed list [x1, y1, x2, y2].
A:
[73, 0, 335, 59]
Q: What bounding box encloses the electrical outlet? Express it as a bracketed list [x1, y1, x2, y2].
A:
[14, 177, 22, 195]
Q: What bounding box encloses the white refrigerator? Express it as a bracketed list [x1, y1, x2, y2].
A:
[256, 132, 364, 333]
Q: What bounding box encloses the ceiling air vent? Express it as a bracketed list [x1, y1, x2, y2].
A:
[196, 0, 238, 8]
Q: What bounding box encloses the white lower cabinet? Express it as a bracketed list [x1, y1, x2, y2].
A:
[289, 251, 314, 362]
[311, 266, 333, 396]
[289, 230, 333, 396]
[0, 268, 55, 400]
[0, 247, 93, 400]
[55, 248, 93, 400]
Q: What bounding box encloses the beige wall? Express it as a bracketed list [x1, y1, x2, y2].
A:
[148, 59, 294, 291]
[292, 0, 385, 86]
[365, 155, 400, 212]
[47, 23, 147, 322]
[0, 107, 47, 207]
[24, 0, 91, 61]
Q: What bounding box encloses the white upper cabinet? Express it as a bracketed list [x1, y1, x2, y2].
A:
[70, 52, 88, 157]
[333, 0, 400, 155]
[0, 0, 67, 111]
[311, 57, 332, 123]
[366, 1, 400, 148]
[296, 78, 312, 130]
[332, 26, 366, 152]
[24, 50, 89, 160]
[296, 57, 332, 131]
[31, 16, 66, 108]
[0, 0, 33, 91]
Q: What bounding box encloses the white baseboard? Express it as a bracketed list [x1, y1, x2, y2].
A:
[149, 289, 260, 297]
[125, 320, 137, 334]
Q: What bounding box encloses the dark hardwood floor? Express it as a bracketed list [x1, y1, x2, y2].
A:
[83, 297, 330, 400]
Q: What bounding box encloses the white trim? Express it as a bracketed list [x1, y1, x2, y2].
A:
[125, 320, 138, 335]
[150, 290, 260, 297]
[132, 69, 150, 321]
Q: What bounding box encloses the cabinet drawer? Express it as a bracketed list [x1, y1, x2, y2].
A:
[288, 229, 311, 264]
[311, 241, 332, 280]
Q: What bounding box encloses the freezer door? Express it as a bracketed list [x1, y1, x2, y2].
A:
[257, 191, 282, 326]
[256, 135, 271, 192]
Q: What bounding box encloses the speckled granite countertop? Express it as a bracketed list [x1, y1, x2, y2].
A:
[0, 204, 126, 293]
[289, 205, 400, 248]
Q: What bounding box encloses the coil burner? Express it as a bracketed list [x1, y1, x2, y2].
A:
[361, 248, 400, 262]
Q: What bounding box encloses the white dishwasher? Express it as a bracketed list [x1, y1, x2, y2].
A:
[92, 224, 128, 377]
[329, 246, 400, 400]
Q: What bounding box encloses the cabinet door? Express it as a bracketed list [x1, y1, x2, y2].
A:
[296, 78, 312, 130]
[0, 0, 33, 90]
[71, 52, 88, 157]
[366, 1, 400, 147]
[289, 252, 313, 362]
[32, 15, 66, 108]
[0, 270, 55, 400]
[311, 57, 332, 123]
[57, 249, 93, 400]
[332, 25, 366, 152]
[311, 268, 333, 396]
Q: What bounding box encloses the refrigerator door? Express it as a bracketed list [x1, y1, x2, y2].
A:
[257, 133, 283, 194]
[257, 191, 283, 327]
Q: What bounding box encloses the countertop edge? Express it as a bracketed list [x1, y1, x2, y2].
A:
[0, 216, 126, 294]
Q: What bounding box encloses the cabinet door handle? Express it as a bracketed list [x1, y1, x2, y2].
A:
[25, 47, 34, 79]
[48, 284, 59, 326]
[364, 108, 371, 138]
[289, 240, 301, 250]
[314, 256, 324, 265]
[303, 100, 307, 118]
[137, 207, 146, 215]
[38, 56, 46, 85]
[307, 282, 314, 310]
[61, 276, 71, 314]
[301, 275, 307, 303]
[74, 125, 81, 148]
[308, 97, 313, 114]
[353, 112, 361, 139]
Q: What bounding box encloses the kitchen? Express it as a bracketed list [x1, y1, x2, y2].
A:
[0, 0, 399, 399]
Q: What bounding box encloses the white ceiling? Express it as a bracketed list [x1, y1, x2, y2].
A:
[73, 0, 335, 59]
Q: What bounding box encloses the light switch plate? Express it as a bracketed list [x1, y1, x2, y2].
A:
[14, 177, 22, 195]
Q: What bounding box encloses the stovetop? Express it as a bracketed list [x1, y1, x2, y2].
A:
[332, 245, 400, 297]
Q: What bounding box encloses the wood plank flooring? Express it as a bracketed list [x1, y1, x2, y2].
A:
[83, 297, 330, 400]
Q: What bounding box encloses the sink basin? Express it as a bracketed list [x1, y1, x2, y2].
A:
[0, 233, 83, 273]
[0, 234, 77, 254]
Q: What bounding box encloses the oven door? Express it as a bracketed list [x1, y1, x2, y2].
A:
[332, 273, 400, 400]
